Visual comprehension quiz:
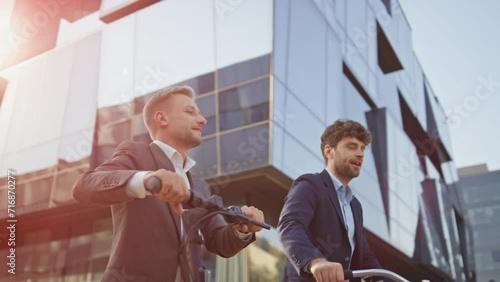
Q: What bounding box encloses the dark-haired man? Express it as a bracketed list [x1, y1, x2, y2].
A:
[278, 119, 383, 282]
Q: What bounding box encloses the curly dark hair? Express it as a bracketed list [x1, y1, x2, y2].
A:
[320, 119, 372, 164]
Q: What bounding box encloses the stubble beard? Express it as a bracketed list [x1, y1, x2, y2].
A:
[336, 160, 360, 183]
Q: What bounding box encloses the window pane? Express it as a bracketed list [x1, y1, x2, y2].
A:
[1, 140, 59, 175]
[218, 55, 270, 89]
[58, 131, 94, 169]
[219, 78, 269, 131]
[273, 0, 290, 81]
[97, 103, 130, 126]
[98, 14, 135, 108]
[133, 93, 153, 115]
[18, 176, 53, 214]
[63, 32, 100, 137]
[95, 120, 131, 166]
[220, 124, 269, 174]
[215, 0, 272, 69]
[131, 114, 149, 141]
[175, 72, 215, 96]
[135, 0, 215, 90]
[287, 0, 327, 122]
[51, 166, 89, 205]
[188, 137, 217, 179]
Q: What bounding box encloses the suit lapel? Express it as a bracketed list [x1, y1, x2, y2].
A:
[149, 143, 182, 244]
[320, 170, 347, 230]
[350, 199, 363, 248]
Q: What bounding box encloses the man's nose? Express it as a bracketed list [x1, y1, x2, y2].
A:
[198, 114, 207, 126]
[356, 148, 364, 157]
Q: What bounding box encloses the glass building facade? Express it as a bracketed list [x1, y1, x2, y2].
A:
[458, 168, 500, 282]
[0, 0, 473, 281]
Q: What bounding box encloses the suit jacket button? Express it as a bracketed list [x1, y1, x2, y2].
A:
[345, 257, 350, 262]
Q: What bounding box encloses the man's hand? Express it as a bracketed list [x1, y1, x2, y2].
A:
[144, 169, 190, 215]
[309, 258, 346, 282]
[232, 205, 265, 233]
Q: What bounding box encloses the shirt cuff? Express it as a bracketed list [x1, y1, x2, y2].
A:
[234, 230, 253, 241]
[126, 171, 151, 199]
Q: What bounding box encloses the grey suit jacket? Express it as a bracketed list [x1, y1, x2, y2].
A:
[73, 141, 253, 282]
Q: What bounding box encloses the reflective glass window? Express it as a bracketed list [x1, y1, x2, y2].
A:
[19, 176, 53, 211]
[133, 93, 154, 115]
[272, 78, 286, 127]
[326, 28, 346, 123]
[284, 94, 324, 156]
[1, 141, 59, 175]
[63, 32, 100, 138]
[219, 78, 270, 131]
[97, 103, 130, 126]
[282, 133, 323, 179]
[98, 15, 135, 107]
[135, 0, 216, 91]
[273, 0, 290, 81]
[96, 120, 131, 166]
[175, 72, 215, 96]
[346, 0, 369, 59]
[188, 137, 217, 179]
[52, 167, 89, 204]
[6, 51, 70, 153]
[58, 131, 95, 169]
[288, 0, 327, 122]
[271, 123, 285, 174]
[215, 0, 272, 69]
[131, 114, 149, 142]
[218, 55, 270, 89]
[220, 124, 269, 174]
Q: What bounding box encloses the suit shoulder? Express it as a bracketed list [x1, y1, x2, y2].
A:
[294, 172, 322, 184]
[111, 141, 151, 162]
[116, 141, 150, 151]
[291, 172, 323, 191]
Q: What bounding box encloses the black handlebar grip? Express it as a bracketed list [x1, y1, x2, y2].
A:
[145, 176, 162, 194]
[343, 269, 353, 280]
[144, 176, 221, 210]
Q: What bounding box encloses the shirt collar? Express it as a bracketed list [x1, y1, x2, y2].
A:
[325, 168, 354, 203]
[153, 140, 196, 172]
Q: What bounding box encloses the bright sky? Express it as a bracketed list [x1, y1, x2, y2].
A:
[399, 0, 500, 171]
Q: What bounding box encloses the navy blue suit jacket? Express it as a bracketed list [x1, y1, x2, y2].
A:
[278, 170, 381, 281]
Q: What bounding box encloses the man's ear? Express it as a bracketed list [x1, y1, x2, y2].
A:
[154, 111, 168, 126]
[324, 145, 335, 159]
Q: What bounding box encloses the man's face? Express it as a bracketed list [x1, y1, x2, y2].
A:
[161, 94, 207, 150]
[331, 136, 366, 182]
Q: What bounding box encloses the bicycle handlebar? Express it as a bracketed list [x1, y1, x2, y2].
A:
[344, 269, 410, 282]
[145, 176, 271, 230]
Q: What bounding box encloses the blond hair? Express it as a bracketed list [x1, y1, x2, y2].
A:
[143, 85, 195, 139]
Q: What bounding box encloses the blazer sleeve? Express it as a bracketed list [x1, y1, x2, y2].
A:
[72, 141, 143, 205]
[361, 234, 381, 269]
[278, 175, 324, 277]
[197, 181, 255, 258]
